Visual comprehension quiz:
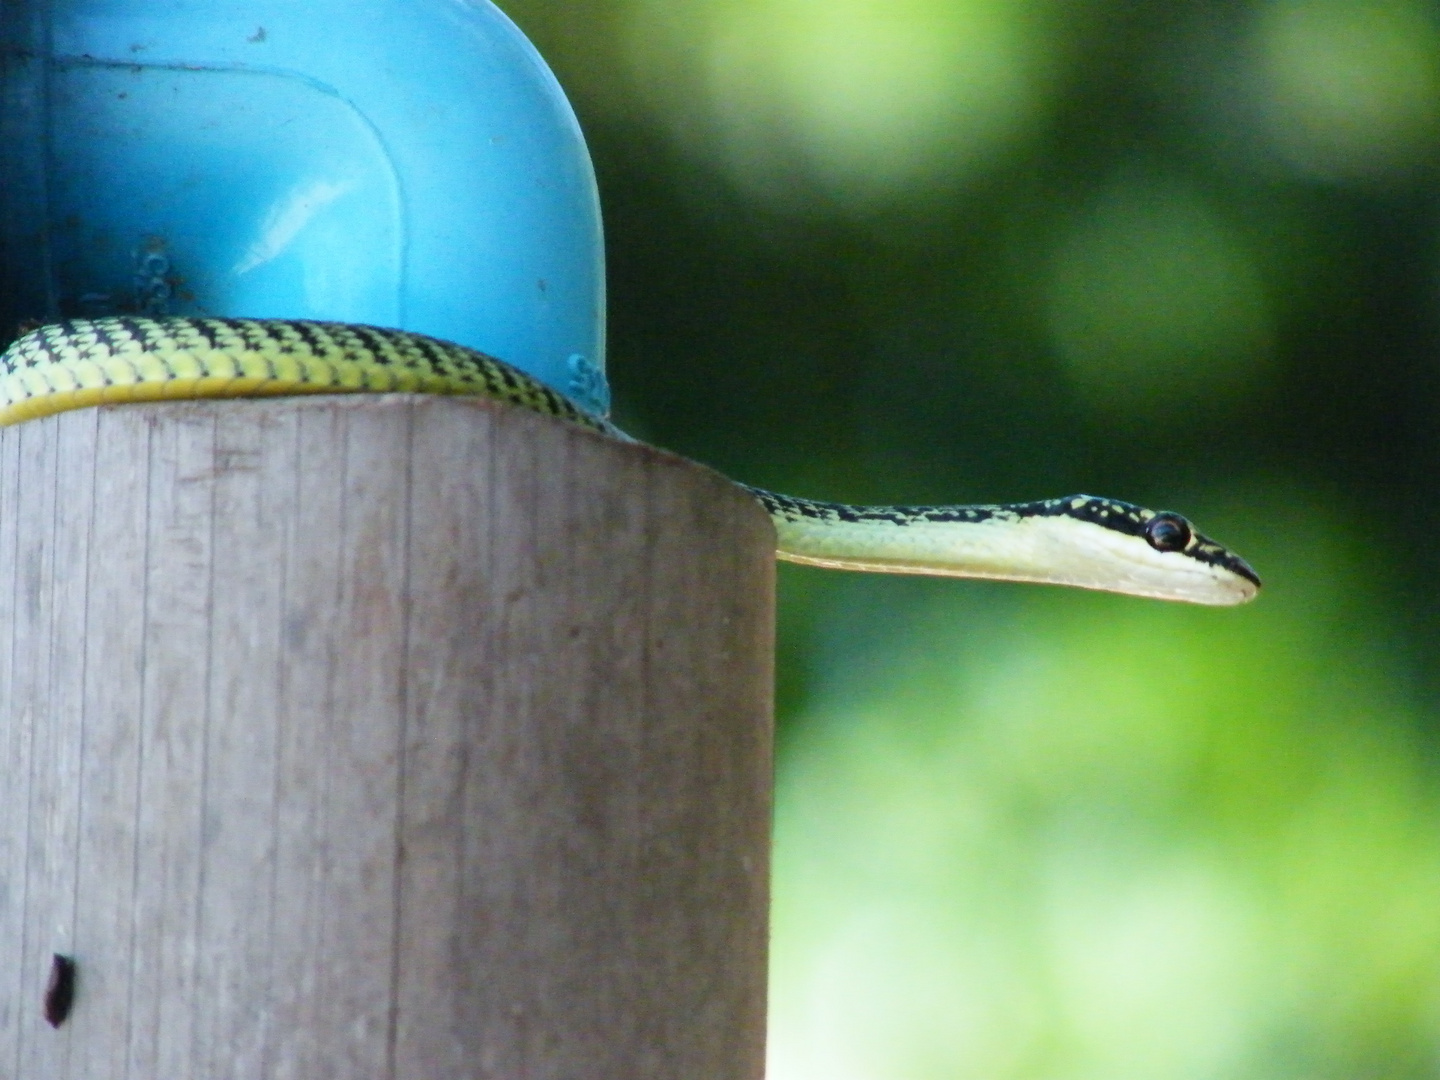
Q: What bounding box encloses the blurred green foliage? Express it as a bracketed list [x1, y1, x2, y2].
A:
[499, 1, 1440, 1075]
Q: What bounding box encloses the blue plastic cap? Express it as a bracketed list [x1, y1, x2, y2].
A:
[0, 0, 609, 415]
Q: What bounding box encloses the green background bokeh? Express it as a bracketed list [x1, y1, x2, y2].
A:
[501, 2, 1440, 1075]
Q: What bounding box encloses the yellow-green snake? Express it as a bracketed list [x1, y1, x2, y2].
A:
[0, 316, 1260, 605]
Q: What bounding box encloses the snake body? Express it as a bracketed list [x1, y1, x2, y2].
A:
[0, 316, 1259, 605]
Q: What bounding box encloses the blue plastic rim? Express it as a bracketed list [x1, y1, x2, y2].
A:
[0, 0, 610, 415]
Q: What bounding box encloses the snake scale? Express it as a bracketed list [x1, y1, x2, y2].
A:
[0, 316, 1259, 605]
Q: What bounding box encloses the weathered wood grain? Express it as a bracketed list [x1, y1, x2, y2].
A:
[0, 394, 775, 1079]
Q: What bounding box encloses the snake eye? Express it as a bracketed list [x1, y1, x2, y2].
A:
[1145, 512, 1192, 553]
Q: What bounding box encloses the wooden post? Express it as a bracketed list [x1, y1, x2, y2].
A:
[0, 395, 774, 1079]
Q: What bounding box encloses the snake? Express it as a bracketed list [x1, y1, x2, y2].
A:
[0, 316, 1260, 606]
